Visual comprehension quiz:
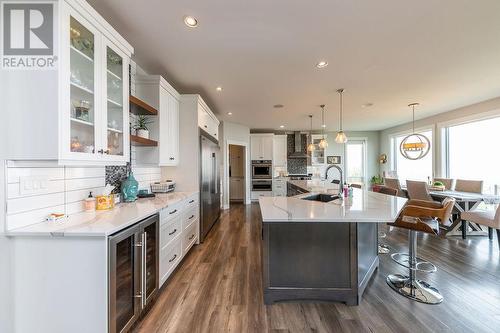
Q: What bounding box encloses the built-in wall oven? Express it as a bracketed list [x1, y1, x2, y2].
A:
[252, 179, 273, 191]
[108, 214, 159, 333]
[252, 160, 272, 179]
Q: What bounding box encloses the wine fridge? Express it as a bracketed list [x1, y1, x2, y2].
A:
[108, 214, 159, 333]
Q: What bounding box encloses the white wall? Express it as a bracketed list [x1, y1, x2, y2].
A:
[220, 122, 251, 208]
[0, 81, 13, 332]
[379, 97, 500, 177]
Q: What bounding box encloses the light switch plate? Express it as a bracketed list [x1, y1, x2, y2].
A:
[19, 176, 50, 195]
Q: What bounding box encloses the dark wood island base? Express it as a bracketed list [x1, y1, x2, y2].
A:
[261, 221, 379, 306]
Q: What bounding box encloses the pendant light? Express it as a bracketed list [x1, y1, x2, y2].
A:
[319, 104, 328, 149]
[400, 103, 430, 160]
[307, 115, 315, 152]
[335, 88, 348, 143]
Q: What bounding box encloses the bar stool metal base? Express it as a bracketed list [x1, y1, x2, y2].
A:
[386, 274, 443, 304]
[378, 244, 390, 254]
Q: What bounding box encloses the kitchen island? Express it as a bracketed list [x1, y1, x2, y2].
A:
[259, 181, 407, 305]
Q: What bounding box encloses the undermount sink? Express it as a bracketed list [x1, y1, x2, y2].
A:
[301, 194, 340, 203]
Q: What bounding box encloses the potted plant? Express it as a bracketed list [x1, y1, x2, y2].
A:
[370, 175, 384, 192]
[134, 115, 153, 139]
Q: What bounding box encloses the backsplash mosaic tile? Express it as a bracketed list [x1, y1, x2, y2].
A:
[287, 133, 308, 174]
[105, 164, 130, 194]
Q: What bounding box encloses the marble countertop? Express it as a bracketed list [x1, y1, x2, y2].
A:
[7, 191, 198, 237]
[259, 180, 407, 223]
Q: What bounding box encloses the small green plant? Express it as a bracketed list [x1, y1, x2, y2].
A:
[433, 180, 445, 187]
[134, 115, 154, 131]
[370, 175, 384, 185]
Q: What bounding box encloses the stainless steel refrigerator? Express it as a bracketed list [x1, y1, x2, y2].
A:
[200, 133, 221, 242]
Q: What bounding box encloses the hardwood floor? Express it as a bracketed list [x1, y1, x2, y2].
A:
[133, 203, 500, 333]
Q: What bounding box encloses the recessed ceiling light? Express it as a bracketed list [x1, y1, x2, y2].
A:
[273, 104, 284, 109]
[280, 125, 285, 128]
[227, 112, 232, 115]
[216, 86, 223, 91]
[316, 61, 328, 68]
[362, 103, 374, 108]
[184, 16, 198, 28]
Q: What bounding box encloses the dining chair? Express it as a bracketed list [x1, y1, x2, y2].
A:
[406, 180, 433, 201]
[384, 170, 399, 179]
[378, 186, 398, 196]
[461, 205, 500, 250]
[454, 179, 483, 193]
[384, 177, 402, 192]
[387, 197, 455, 304]
[433, 178, 454, 190]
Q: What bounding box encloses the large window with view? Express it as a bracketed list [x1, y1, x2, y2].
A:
[446, 116, 500, 194]
[392, 130, 433, 183]
[345, 140, 366, 185]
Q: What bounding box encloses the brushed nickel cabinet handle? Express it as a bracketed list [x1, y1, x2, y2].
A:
[168, 228, 177, 236]
[189, 234, 195, 240]
[189, 215, 195, 220]
[169, 209, 177, 215]
[189, 200, 195, 204]
[168, 254, 177, 263]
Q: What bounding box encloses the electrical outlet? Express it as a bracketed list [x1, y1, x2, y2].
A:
[20, 176, 50, 195]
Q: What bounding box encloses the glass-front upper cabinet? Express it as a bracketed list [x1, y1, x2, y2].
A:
[62, 4, 131, 165]
[103, 40, 129, 160]
[69, 15, 98, 156]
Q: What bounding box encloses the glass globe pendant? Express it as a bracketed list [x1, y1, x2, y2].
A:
[400, 103, 430, 160]
[335, 89, 348, 144]
[319, 104, 328, 148]
[307, 115, 315, 152]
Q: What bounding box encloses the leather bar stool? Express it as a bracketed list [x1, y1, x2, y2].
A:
[387, 197, 455, 304]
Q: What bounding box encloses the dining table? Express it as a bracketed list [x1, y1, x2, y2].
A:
[429, 189, 499, 237]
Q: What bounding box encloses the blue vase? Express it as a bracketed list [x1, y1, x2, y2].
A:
[121, 172, 139, 202]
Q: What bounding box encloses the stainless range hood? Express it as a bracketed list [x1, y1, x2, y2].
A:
[288, 131, 308, 159]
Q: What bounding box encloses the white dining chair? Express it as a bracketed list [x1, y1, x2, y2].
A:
[461, 205, 500, 250]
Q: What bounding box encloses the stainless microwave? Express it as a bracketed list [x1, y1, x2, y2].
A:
[252, 160, 272, 179]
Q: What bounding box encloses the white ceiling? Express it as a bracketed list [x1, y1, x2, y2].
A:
[88, 0, 500, 131]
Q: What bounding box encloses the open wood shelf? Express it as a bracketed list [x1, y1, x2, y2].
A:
[130, 134, 158, 147]
[129, 95, 158, 116]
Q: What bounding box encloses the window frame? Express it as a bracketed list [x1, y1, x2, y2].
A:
[344, 137, 368, 185]
[389, 126, 435, 181]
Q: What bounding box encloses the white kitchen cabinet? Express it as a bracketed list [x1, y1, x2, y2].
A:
[273, 135, 287, 167]
[159, 193, 199, 287]
[230, 177, 245, 200]
[6, 0, 133, 165]
[134, 75, 180, 166]
[251, 134, 274, 160]
[197, 99, 220, 141]
[273, 178, 287, 197]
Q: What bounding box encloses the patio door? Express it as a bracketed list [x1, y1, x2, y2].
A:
[345, 139, 367, 186]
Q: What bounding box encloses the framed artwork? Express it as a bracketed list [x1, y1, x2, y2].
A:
[327, 155, 341, 164]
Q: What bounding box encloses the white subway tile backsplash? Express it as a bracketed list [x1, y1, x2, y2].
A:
[66, 177, 105, 191]
[7, 167, 64, 183]
[65, 167, 105, 179]
[5, 164, 107, 231]
[7, 205, 66, 230]
[7, 180, 65, 199]
[7, 192, 65, 215]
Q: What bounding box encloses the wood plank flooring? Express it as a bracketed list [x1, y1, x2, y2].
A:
[133, 203, 500, 333]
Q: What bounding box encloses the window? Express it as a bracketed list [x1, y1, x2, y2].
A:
[393, 130, 433, 183]
[345, 140, 366, 185]
[446, 116, 500, 194]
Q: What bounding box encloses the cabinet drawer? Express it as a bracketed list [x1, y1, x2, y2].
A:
[185, 195, 199, 210]
[183, 219, 198, 254]
[183, 206, 199, 229]
[160, 216, 182, 249]
[159, 238, 182, 286]
[162, 203, 182, 224]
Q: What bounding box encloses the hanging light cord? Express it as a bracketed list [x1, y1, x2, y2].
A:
[321, 105, 325, 138]
[337, 89, 344, 131]
[412, 104, 415, 133]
